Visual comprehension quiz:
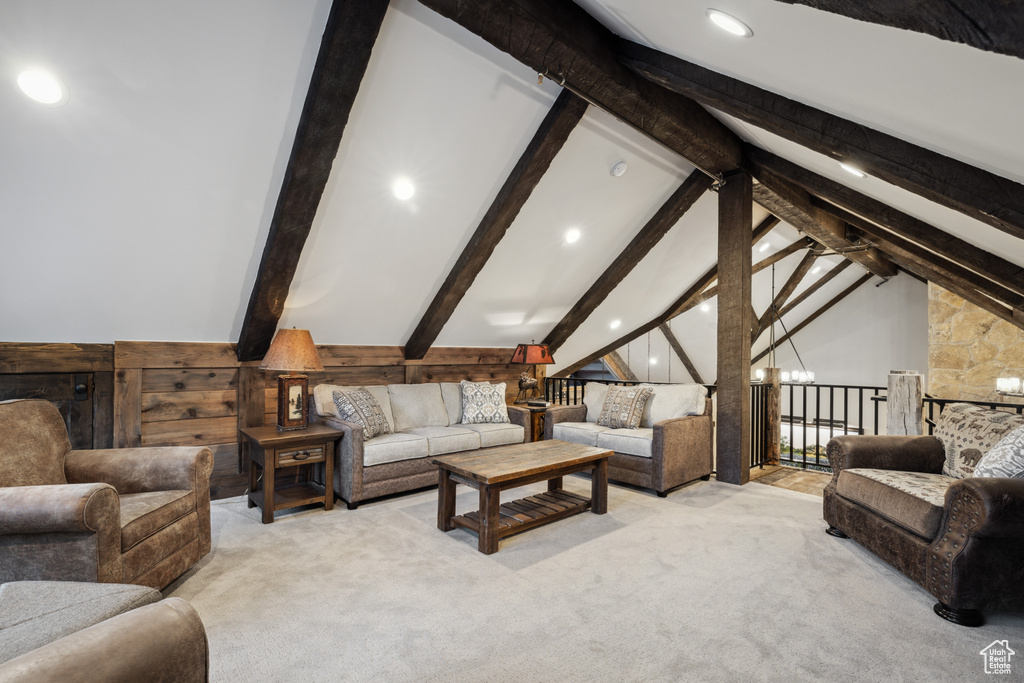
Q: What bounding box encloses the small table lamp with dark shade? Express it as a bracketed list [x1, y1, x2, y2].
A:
[259, 328, 324, 431]
[509, 342, 554, 404]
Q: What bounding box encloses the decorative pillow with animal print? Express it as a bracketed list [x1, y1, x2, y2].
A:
[933, 403, 1024, 479]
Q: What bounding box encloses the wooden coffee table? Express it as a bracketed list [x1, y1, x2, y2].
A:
[433, 440, 611, 554]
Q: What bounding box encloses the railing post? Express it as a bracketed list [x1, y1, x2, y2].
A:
[764, 368, 782, 466]
[887, 371, 923, 435]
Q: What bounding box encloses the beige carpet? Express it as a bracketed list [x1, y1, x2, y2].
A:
[167, 479, 1024, 682]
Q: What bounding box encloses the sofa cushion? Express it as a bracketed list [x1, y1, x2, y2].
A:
[119, 490, 194, 552]
[597, 385, 652, 429]
[836, 468, 953, 539]
[388, 384, 449, 431]
[460, 423, 525, 448]
[552, 422, 611, 447]
[363, 432, 429, 467]
[315, 384, 395, 431]
[973, 424, 1024, 478]
[440, 383, 463, 425]
[332, 389, 392, 442]
[0, 581, 162, 664]
[597, 428, 655, 458]
[460, 381, 510, 424]
[639, 383, 708, 428]
[582, 383, 609, 423]
[404, 427, 481, 456]
[934, 403, 1024, 479]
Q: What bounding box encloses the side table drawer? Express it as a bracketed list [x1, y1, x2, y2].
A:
[277, 445, 325, 467]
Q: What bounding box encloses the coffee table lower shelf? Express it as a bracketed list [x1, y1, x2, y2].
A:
[450, 489, 591, 539]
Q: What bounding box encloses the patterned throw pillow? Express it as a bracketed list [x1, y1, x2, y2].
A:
[459, 381, 510, 424]
[934, 403, 1024, 479]
[973, 424, 1024, 478]
[332, 389, 392, 442]
[597, 385, 653, 430]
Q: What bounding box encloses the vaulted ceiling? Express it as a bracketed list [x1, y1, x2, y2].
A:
[3, 0, 1022, 383]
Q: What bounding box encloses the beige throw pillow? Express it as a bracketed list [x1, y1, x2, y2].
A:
[597, 385, 653, 430]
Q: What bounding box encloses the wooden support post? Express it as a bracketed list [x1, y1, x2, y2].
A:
[887, 371, 923, 436]
[764, 368, 782, 466]
[404, 360, 424, 385]
[716, 170, 753, 485]
[237, 364, 265, 474]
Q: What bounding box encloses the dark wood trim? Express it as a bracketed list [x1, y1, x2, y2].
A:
[0, 343, 113, 373]
[767, 1, 1024, 61]
[659, 323, 704, 384]
[236, 0, 390, 362]
[418, 0, 742, 175]
[752, 251, 817, 344]
[544, 170, 713, 353]
[752, 273, 874, 364]
[621, 40, 1024, 240]
[114, 368, 142, 448]
[404, 90, 588, 360]
[716, 170, 752, 485]
[603, 351, 638, 382]
[744, 145, 1024, 299]
[775, 260, 853, 320]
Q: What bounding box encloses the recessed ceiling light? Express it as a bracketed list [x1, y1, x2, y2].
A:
[611, 161, 627, 177]
[392, 178, 415, 201]
[649, 357, 658, 365]
[812, 265, 822, 274]
[839, 162, 866, 178]
[758, 242, 770, 252]
[565, 228, 581, 244]
[610, 319, 621, 330]
[706, 9, 753, 37]
[17, 69, 67, 105]
[700, 303, 711, 313]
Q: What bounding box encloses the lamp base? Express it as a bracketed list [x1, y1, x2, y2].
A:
[276, 374, 309, 431]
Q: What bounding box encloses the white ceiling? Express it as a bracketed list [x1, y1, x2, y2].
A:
[1, 0, 1018, 385]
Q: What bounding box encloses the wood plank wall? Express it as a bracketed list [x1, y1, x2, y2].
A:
[3, 342, 529, 500]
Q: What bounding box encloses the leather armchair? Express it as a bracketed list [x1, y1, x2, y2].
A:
[0, 399, 213, 589]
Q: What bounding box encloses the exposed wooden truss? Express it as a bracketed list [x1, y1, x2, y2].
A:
[543, 170, 713, 353]
[752, 251, 817, 344]
[620, 41, 1024, 241]
[603, 351, 638, 382]
[659, 323, 704, 384]
[768, 0, 1024, 61]
[403, 90, 588, 360]
[236, 0, 390, 362]
[418, 0, 742, 176]
[776, 260, 852, 320]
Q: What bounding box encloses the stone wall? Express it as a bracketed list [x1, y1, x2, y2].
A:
[928, 283, 1024, 403]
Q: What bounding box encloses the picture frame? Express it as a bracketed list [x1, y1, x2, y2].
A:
[276, 374, 309, 431]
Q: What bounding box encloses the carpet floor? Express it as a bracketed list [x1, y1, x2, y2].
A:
[166, 479, 1024, 682]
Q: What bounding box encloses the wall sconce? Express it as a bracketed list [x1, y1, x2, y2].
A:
[781, 371, 815, 384]
[754, 368, 765, 383]
[997, 377, 1023, 396]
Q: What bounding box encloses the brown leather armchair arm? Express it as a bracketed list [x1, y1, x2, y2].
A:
[543, 404, 588, 440]
[0, 598, 208, 683]
[826, 435, 945, 482]
[946, 477, 1024, 538]
[65, 447, 213, 495]
[0, 483, 119, 534]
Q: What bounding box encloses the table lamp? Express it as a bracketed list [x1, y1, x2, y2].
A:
[259, 328, 324, 430]
[510, 342, 555, 404]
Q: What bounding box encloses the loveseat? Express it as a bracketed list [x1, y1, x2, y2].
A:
[824, 403, 1024, 626]
[313, 382, 529, 508]
[543, 382, 713, 497]
[0, 581, 208, 682]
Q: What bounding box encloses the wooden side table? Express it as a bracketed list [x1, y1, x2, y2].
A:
[527, 405, 548, 442]
[240, 424, 341, 524]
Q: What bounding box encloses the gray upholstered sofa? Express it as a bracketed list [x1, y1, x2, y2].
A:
[0, 581, 208, 682]
[313, 382, 529, 508]
[824, 403, 1024, 626]
[544, 383, 713, 496]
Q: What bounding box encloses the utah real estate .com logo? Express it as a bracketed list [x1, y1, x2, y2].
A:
[980, 640, 1015, 675]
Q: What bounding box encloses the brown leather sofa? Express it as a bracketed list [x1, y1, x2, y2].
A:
[0, 581, 208, 682]
[824, 405, 1024, 626]
[0, 399, 214, 589]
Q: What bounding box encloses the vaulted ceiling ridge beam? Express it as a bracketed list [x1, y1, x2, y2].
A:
[620, 40, 1024, 240]
[751, 273, 874, 365]
[236, 0, 390, 362]
[752, 250, 817, 344]
[417, 0, 743, 176]
[767, 1, 1024, 61]
[403, 89, 588, 360]
[745, 145, 1024, 298]
[660, 323, 704, 384]
[543, 170, 713, 354]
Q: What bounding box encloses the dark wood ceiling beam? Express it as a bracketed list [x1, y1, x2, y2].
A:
[418, 0, 742, 175]
[659, 323, 704, 384]
[620, 40, 1024, 241]
[752, 273, 874, 365]
[775, 260, 852, 320]
[237, 0, 390, 361]
[768, 1, 1024, 61]
[745, 145, 1024, 298]
[543, 170, 713, 354]
[752, 251, 817, 344]
[603, 351, 638, 382]
[403, 90, 588, 360]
